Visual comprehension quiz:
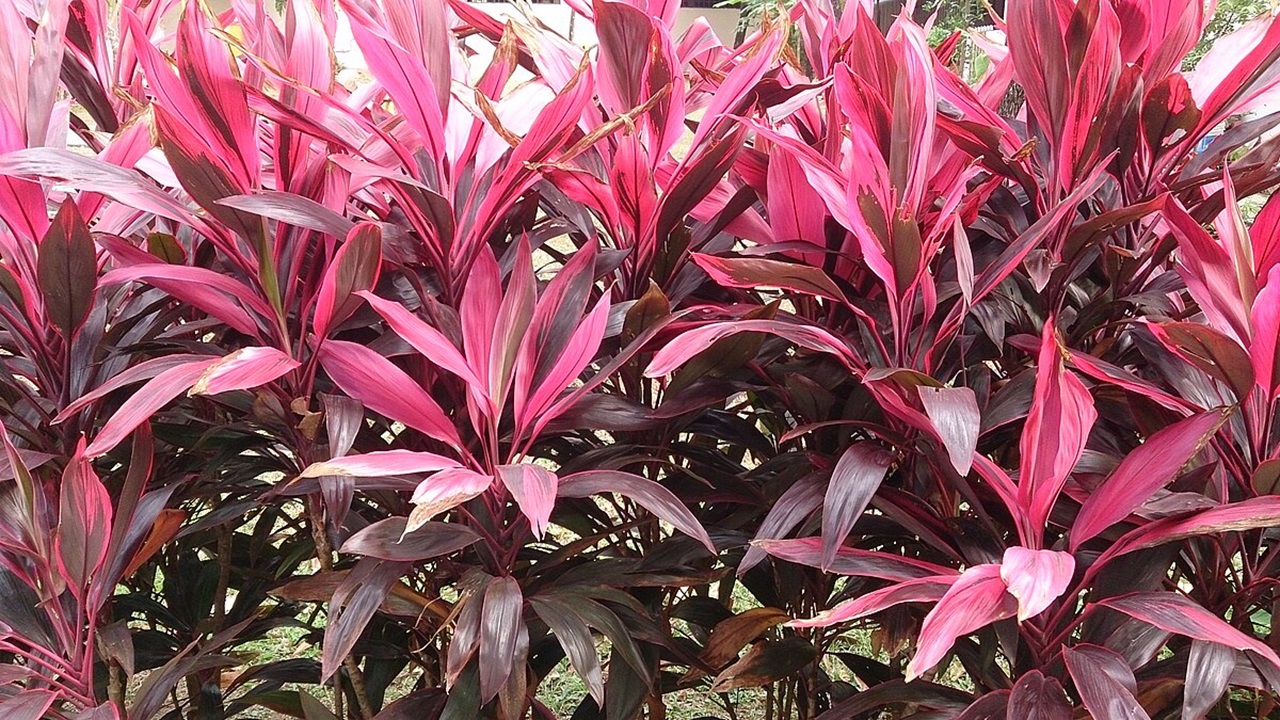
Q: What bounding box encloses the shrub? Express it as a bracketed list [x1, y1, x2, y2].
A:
[2, 0, 1280, 718]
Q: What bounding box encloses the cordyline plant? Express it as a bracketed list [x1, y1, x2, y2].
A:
[2, 0, 1280, 717]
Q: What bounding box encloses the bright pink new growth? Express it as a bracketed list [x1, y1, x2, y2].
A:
[906, 564, 1017, 681]
[999, 547, 1075, 621]
[406, 468, 494, 535]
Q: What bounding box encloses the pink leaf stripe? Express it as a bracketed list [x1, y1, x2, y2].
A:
[1071, 409, 1229, 549]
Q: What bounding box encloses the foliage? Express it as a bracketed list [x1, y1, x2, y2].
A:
[2, 0, 1280, 718]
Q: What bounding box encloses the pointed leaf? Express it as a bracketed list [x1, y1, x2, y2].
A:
[313, 223, 381, 338]
[906, 564, 1017, 680]
[495, 464, 558, 539]
[479, 576, 525, 702]
[299, 450, 460, 478]
[406, 468, 493, 534]
[38, 199, 97, 337]
[189, 347, 300, 396]
[558, 470, 715, 553]
[341, 519, 480, 562]
[1184, 640, 1235, 720]
[318, 340, 463, 449]
[918, 386, 980, 475]
[1007, 671, 1071, 720]
[1017, 319, 1096, 546]
[1064, 645, 1150, 720]
[789, 576, 956, 628]
[56, 453, 112, 597]
[821, 443, 893, 569]
[86, 358, 220, 457]
[1098, 592, 1280, 671]
[1072, 409, 1230, 549]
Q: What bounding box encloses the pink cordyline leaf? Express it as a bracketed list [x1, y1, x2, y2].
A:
[821, 442, 892, 570]
[1252, 193, 1280, 284]
[86, 358, 221, 457]
[1100, 496, 1280, 564]
[188, 347, 300, 396]
[299, 450, 461, 479]
[54, 355, 218, 424]
[99, 262, 268, 337]
[406, 468, 493, 535]
[788, 576, 956, 628]
[313, 223, 382, 339]
[496, 464, 559, 539]
[644, 319, 856, 377]
[1007, 0, 1070, 145]
[318, 340, 464, 450]
[358, 291, 480, 386]
[1071, 409, 1230, 549]
[55, 446, 113, 599]
[1098, 592, 1280, 674]
[1194, 13, 1280, 131]
[1017, 318, 1096, 547]
[917, 386, 979, 475]
[999, 547, 1075, 621]
[906, 563, 1017, 680]
[1165, 195, 1253, 345]
[1251, 264, 1280, 398]
[339, 0, 446, 162]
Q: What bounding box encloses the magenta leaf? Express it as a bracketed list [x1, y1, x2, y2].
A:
[789, 576, 956, 628]
[188, 347, 300, 396]
[298, 450, 461, 479]
[495, 464, 559, 540]
[85, 358, 220, 457]
[1017, 318, 1096, 547]
[645, 319, 855, 377]
[999, 547, 1075, 621]
[313, 223, 382, 339]
[359, 291, 480, 386]
[406, 468, 493, 534]
[906, 564, 1017, 680]
[1098, 592, 1280, 673]
[318, 340, 464, 450]
[1072, 409, 1229, 549]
